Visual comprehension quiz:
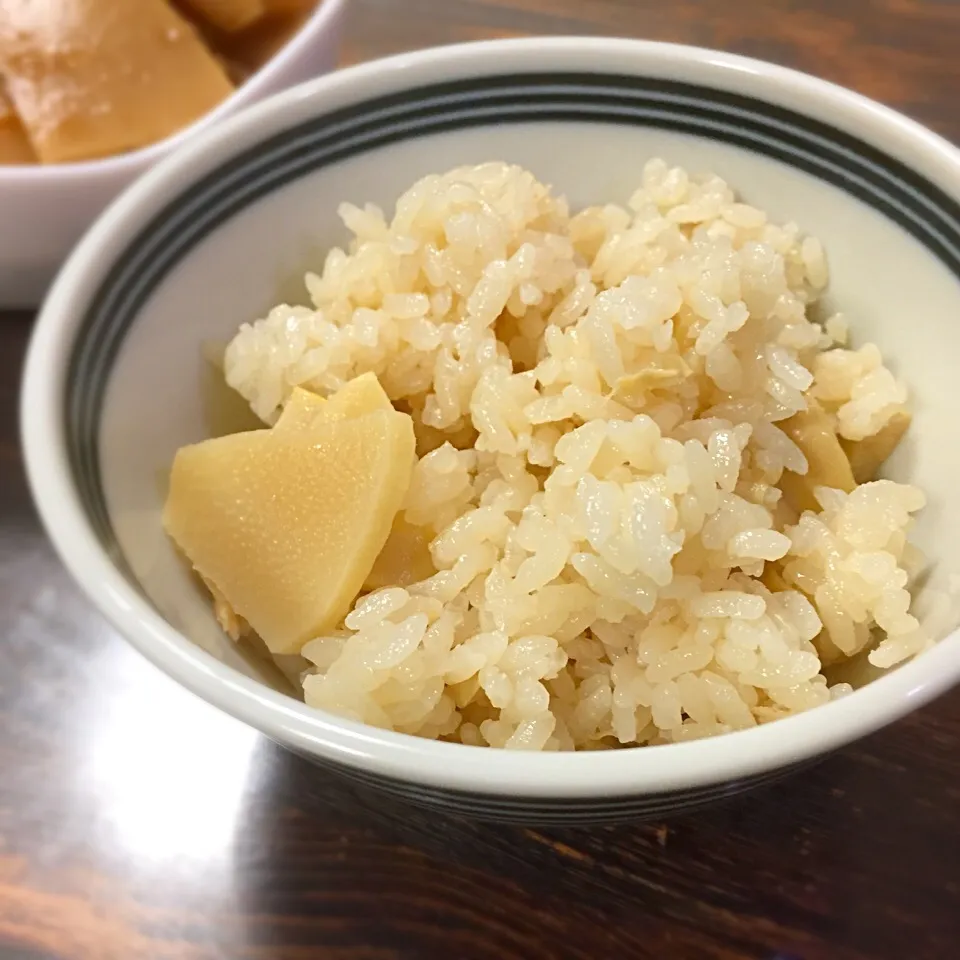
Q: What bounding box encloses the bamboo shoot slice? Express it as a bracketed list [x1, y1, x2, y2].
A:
[0, 0, 234, 163]
[0, 90, 34, 163]
[779, 402, 856, 514]
[841, 410, 912, 483]
[179, 0, 265, 32]
[164, 409, 416, 655]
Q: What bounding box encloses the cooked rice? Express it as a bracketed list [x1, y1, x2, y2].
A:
[220, 159, 932, 750]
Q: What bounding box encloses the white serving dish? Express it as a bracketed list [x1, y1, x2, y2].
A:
[0, 0, 349, 308]
[21, 37, 960, 823]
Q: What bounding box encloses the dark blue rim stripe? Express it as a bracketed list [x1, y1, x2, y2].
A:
[67, 72, 960, 553]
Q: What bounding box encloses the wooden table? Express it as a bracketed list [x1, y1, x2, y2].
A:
[2, 2, 959, 958]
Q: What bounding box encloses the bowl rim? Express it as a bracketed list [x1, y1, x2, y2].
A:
[0, 0, 349, 181]
[22, 35, 960, 798]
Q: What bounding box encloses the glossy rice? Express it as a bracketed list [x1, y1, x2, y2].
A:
[221, 159, 931, 750]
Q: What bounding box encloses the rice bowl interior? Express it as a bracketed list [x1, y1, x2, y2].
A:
[158, 157, 951, 752]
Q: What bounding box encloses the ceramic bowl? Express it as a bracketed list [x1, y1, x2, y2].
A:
[0, 0, 349, 308]
[22, 37, 960, 824]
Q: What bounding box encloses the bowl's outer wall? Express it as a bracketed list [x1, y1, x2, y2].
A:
[288, 745, 819, 824]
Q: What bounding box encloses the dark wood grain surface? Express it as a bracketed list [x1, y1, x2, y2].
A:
[2, 2, 959, 958]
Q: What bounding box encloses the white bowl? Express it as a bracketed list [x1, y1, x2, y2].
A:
[22, 37, 960, 824]
[0, 0, 349, 308]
